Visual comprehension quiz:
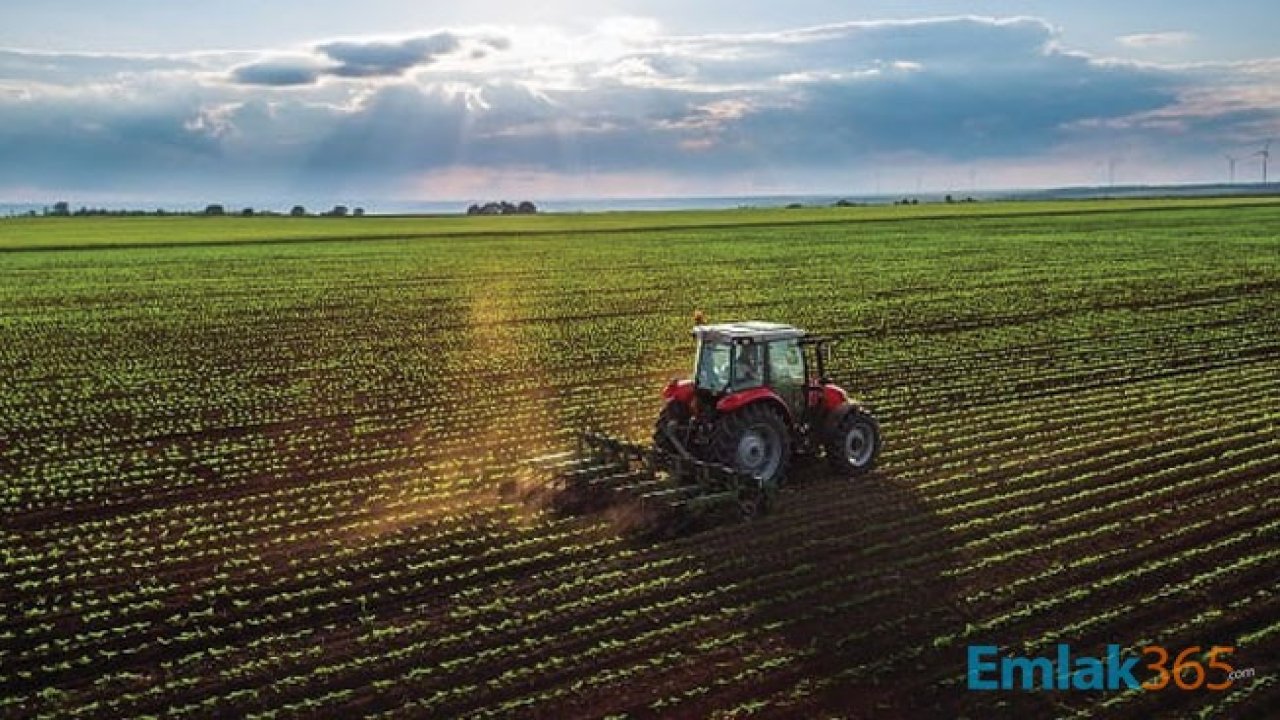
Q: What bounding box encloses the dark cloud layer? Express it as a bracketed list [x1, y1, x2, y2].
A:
[230, 31, 469, 86]
[1, 17, 1275, 197]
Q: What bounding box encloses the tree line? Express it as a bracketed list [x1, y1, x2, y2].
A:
[31, 201, 543, 218]
[39, 202, 366, 218]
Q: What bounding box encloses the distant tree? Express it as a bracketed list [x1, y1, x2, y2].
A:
[328, 205, 349, 217]
[241, 207, 255, 216]
[785, 202, 804, 209]
[945, 194, 954, 204]
[205, 204, 225, 216]
[50, 201, 70, 216]
[353, 207, 365, 217]
[290, 205, 307, 217]
[468, 201, 547, 216]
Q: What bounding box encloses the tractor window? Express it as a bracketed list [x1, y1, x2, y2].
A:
[768, 340, 805, 386]
[769, 339, 806, 416]
[696, 341, 733, 391]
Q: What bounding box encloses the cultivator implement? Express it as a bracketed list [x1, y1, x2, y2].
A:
[530, 431, 774, 535]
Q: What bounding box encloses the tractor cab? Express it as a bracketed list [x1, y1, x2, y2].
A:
[691, 321, 830, 421]
[657, 319, 878, 489]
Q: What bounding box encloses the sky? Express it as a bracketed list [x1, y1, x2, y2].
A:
[1, 1, 1278, 204]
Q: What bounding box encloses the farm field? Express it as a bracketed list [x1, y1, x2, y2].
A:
[1, 199, 1278, 719]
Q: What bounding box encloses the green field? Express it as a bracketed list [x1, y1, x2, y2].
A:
[2, 199, 1278, 718]
[4, 196, 1279, 249]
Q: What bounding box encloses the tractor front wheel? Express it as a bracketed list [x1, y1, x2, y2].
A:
[826, 407, 881, 475]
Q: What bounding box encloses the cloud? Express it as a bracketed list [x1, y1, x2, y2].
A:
[0, 90, 224, 195]
[230, 31, 490, 87]
[319, 32, 461, 77]
[230, 58, 323, 87]
[1118, 32, 1195, 49]
[1, 16, 1277, 199]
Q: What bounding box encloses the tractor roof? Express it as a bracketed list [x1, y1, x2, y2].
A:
[692, 321, 805, 343]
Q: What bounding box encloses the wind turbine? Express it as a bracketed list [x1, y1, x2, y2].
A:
[1257, 140, 1272, 184]
[1225, 154, 1237, 184]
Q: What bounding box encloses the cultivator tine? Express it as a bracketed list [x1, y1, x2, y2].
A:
[526, 450, 576, 466]
[638, 484, 703, 505]
[680, 490, 740, 511]
[534, 429, 776, 534]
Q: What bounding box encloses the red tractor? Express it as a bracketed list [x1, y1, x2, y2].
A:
[541, 321, 881, 524]
[654, 321, 881, 488]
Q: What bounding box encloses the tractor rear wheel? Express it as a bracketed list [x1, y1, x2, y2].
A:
[710, 403, 791, 491]
[827, 407, 881, 475]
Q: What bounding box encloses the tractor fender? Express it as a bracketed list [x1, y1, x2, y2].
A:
[662, 378, 695, 405]
[822, 401, 870, 437]
[820, 384, 849, 411]
[716, 387, 794, 425]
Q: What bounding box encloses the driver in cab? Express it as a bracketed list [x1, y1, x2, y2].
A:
[735, 343, 762, 386]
